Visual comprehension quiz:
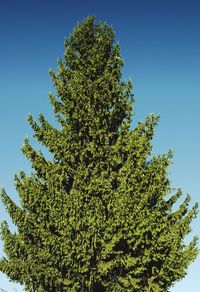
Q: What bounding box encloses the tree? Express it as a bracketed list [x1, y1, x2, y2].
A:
[0, 16, 198, 292]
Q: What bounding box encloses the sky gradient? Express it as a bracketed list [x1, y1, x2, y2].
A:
[0, 0, 199, 291]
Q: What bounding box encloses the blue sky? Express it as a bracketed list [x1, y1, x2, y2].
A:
[0, 0, 199, 291]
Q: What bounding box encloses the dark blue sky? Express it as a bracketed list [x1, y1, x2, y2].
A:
[0, 1, 200, 291]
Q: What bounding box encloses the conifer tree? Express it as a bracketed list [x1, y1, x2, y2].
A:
[0, 16, 198, 291]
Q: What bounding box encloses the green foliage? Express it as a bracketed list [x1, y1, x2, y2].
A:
[0, 16, 198, 291]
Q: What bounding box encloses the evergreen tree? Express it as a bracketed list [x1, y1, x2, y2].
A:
[0, 16, 198, 291]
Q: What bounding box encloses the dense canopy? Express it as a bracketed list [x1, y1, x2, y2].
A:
[0, 16, 198, 291]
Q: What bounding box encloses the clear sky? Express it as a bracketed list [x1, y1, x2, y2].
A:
[0, 0, 199, 291]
